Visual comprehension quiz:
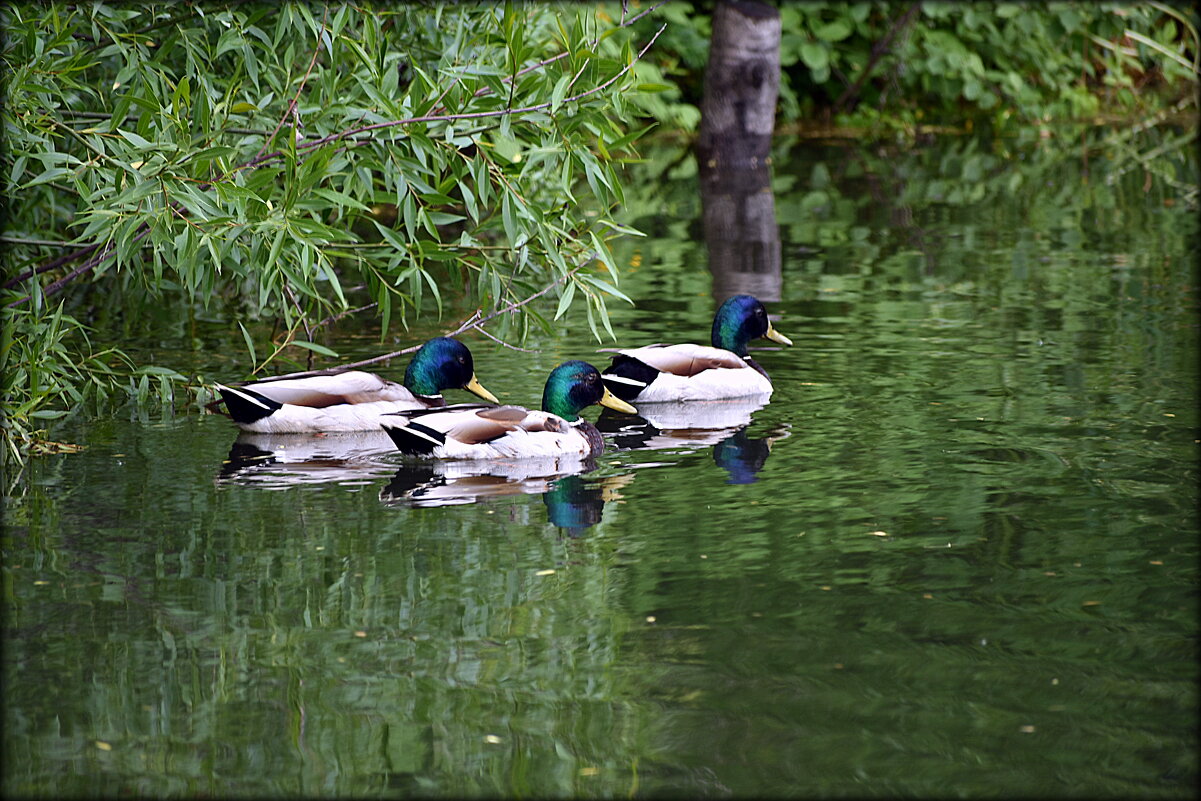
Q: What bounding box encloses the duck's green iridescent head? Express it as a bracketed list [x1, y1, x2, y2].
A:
[710, 294, 793, 356]
[541, 360, 637, 421]
[404, 337, 498, 401]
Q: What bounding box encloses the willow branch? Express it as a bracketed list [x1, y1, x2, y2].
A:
[16, 8, 666, 311]
[254, 264, 584, 380]
[232, 22, 667, 177]
[252, 6, 328, 164]
[475, 0, 668, 99]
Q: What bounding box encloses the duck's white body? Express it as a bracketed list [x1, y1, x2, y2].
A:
[217, 371, 444, 434]
[603, 343, 774, 402]
[215, 337, 498, 435]
[382, 406, 605, 460]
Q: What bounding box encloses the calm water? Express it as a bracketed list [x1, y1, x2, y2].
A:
[4, 129, 1198, 798]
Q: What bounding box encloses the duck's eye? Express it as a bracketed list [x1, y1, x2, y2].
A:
[458, 356, 467, 364]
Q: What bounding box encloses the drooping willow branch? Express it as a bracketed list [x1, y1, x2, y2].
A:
[254, 264, 584, 381]
[9, 12, 666, 309]
[230, 22, 667, 178]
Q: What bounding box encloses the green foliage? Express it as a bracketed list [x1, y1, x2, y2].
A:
[2, 2, 664, 460]
[636, 1, 1199, 130]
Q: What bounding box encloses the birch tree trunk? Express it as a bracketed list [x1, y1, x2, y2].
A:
[697, 0, 781, 172]
[698, 0, 783, 302]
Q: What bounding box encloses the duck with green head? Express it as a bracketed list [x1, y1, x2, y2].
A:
[215, 337, 498, 434]
[600, 294, 792, 406]
[381, 360, 636, 458]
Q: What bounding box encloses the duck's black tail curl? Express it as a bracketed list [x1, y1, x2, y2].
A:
[601, 355, 659, 402]
[382, 421, 445, 455]
[216, 384, 283, 424]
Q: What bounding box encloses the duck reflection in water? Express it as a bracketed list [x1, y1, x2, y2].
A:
[379, 458, 634, 534]
[542, 473, 634, 536]
[711, 428, 778, 484]
[217, 430, 398, 487]
[596, 397, 789, 485]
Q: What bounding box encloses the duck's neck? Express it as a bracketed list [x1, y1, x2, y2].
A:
[404, 362, 443, 396]
[542, 390, 582, 422]
[711, 324, 750, 357]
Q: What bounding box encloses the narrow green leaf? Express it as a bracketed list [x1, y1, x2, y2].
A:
[237, 321, 257, 364]
[292, 340, 339, 357]
[117, 128, 153, 149]
[267, 227, 286, 267]
[555, 279, 576, 319]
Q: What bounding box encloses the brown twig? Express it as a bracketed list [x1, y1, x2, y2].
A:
[833, 2, 920, 114]
[3, 242, 98, 289]
[252, 6, 328, 164]
[5, 232, 145, 308]
[470, 323, 540, 353]
[315, 302, 379, 330]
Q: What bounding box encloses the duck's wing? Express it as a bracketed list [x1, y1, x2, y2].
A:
[238, 371, 419, 407]
[611, 344, 748, 377]
[381, 405, 528, 454]
[381, 406, 574, 455]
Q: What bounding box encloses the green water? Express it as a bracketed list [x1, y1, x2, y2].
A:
[4, 129, 1198, 797]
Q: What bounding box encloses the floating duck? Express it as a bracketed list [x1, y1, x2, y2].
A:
[600, 294, 792, 404]
[215, 337, 498, 434]
[380, 360, 636, 459]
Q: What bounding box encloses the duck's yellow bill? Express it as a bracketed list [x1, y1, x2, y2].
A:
[465, 374, 499, 404]
[599, 387, 637, 414]
[765, 323, 793, 347]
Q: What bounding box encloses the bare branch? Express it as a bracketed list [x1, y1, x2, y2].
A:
[470, 323, 540, 353]
[1, 236, 85, 248]
[315, 302, 380, 330]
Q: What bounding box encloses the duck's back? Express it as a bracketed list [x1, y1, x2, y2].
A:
[220, 371, 436, 433]
[247, 371, 417, 406]
[604, 344, 773, 402]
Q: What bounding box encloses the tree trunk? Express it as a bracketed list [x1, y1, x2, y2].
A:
[698, 0, 782, 302]
[697, 0, 781, 172]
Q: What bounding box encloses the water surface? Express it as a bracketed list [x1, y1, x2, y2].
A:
[4, 129, 1198, 797]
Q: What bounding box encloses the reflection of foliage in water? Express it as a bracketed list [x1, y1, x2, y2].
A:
[613, 123, 1197, 289]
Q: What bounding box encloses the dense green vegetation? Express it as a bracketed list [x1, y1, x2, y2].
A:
[2, 1, 1197, 465]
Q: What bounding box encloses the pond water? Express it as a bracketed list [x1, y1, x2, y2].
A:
[4, 128, 1198, 798]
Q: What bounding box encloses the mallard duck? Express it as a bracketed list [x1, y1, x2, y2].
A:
[600, 294, 792, 404]
[215, 337, 499, 434]
[380, 360, 636, 459]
